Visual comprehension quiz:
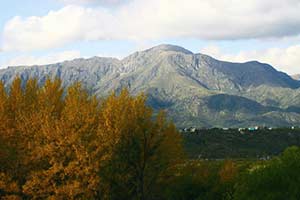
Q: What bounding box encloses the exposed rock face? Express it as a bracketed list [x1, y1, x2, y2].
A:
[1, 44, 300, 127]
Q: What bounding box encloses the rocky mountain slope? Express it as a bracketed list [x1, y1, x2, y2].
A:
[1, 44, 300, 127]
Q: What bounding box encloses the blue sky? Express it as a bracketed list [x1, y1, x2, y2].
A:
[1, 0, 300, 75]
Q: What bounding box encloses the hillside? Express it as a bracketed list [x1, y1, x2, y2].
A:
[1, 44, 300, 127]
[183, 128, 300, 159]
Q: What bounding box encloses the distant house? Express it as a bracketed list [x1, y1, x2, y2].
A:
[190, 127, 197, 133]
[238, 128, 246, 134]
[248, 127, 258, 131]
[181, 127, 197, 133]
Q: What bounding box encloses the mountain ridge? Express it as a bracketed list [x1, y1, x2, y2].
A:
[292, 74, 300, 81]
[1, 44, 300, 127]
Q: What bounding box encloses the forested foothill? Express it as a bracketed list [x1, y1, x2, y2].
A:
[183, 127, 300, 159]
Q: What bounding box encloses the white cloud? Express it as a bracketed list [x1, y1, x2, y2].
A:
[57, 0, 125, 6]
[201, 45, 300, 75]
[2, 6, 118, 51]
[2, 50, 81, 68]
[2, 0, 300, 52]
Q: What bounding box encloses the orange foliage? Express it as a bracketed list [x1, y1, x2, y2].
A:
[219, 160, 238, 183]
[0, 77, 184, 199]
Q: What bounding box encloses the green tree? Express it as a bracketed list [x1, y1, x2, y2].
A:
[234, 146, 300, 200]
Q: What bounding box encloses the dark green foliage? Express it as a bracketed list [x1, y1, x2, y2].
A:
[159, 147, 300, 200]
[183, 128, 300, 159]
[234, 146, 300, 200]
[162, 161, 221, 200]
[160, 160, 251, 200]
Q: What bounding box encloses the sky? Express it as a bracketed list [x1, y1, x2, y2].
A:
[0, 0, 300, 75]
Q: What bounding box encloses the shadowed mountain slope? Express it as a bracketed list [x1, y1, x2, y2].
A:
[1, 44, 300, 127]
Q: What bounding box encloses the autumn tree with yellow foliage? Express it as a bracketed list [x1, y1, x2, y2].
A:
[98, 90, 184, 200]
[0, 77, 184, 200]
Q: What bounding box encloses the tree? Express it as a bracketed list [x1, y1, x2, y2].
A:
[0, 81, 22, 199]
[234, 146, 300, 200]
[98, 90, 184, 200]
[0, 78, 24, 199]
[0, 81, 10, 171]
[23, 82, 101, 199]
[216, 160, 238, 200]
[5, 77, 27, 188]
[0, 78, 184, 199]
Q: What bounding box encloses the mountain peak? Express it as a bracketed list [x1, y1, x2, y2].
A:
[146, 44, 193, 54]
[292, 74, 300, 80]
[1, 43, 300, 127]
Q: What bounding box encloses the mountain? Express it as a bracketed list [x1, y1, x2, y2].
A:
[292, 74, 300, 81]
[1, 44, 300, 127]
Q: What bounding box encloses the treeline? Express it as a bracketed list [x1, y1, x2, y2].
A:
[183, 128, 300, 159]
[1, 77, 300, 200]
[0, 77, 183, 199]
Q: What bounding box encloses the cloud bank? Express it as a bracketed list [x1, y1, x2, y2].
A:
[2, 0, 300, 51]
[201, 45, 300, 75]
[57, 0, 125, 6]
[3, 50, 81, 67]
